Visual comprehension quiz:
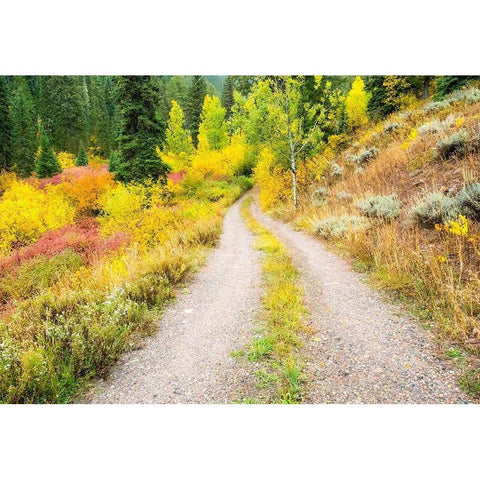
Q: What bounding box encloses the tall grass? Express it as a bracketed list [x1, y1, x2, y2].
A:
[276, 93, 480, 350]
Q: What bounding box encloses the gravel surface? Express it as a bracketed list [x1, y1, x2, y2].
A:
[85, 197, 262, 404]
[251, 202, 469, 403]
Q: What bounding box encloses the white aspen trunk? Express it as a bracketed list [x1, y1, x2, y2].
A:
[291, 151, 297, 208]
[284, 82, 297, 209]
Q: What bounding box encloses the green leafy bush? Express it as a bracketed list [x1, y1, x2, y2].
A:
[356, 194, 401, 220]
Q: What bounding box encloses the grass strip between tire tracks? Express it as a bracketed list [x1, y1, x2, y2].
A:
[240, 197, 308, 403]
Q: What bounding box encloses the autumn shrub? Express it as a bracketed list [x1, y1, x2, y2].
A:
[313, 215, 369, 239]
[423, 99, 451, 112]
[0, 179, 75, 256]
[0, 250, 84, 303]
[0, 218, 127, 275]
[448, 87, 480, 105]
[356, 194, 401, 220]
[408, 192, 460, 228]
[0, 178, 246, 403]
[433, 131, 469, 161]
[417, 115, 457, 135]
[56, 151, 76, 170]
[254, 149, 291, 210]
[57, 167, 115, 216]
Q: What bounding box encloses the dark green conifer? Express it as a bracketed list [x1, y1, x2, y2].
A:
[0, 76, 12, 171]
[11, 77, 37, 176]
[185, 76, 207, 147]
[111, 76, 169, 183]
[36, 133, 62, 178]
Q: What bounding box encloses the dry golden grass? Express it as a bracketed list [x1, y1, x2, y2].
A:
[276, 92, 480, 349]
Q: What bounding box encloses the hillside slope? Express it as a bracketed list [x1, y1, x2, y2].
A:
[282, 87, 480, 397]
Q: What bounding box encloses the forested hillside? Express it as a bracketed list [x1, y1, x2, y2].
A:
[1, 74, 480, 403]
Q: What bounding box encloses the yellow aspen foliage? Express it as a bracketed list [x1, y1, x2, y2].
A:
[383, 76, 416, 110]
[253, 148, 292, 210]
[345, 76, 369, 129]
[197, 95, 229, 152]
[0, 180, 75, 255]
[56, 151, 76, 170]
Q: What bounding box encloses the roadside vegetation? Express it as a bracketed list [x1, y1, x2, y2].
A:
[247, 78, 480, 398]
[240, 198, 308, 403]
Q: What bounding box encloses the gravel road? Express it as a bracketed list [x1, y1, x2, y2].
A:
[251, 202, 469, 403]
[86, 197, 262, 403]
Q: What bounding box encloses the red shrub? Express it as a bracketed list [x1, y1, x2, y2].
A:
[0, 218, 129, 275]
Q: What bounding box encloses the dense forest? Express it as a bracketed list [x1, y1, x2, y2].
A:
[1, 74, 480, 404]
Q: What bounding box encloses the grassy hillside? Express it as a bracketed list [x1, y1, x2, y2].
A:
[272, 86, 480, 392]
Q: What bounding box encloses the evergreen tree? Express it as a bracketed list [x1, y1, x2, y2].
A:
[11, 77, 37, 176]
[434, 76, 477, 98]
[165, 76, 188, 110]
[0, 76, 12, 171]
[185, 75, 207, 147]
[111, 76, 169, 183]
[221, 76, 235, 118]
[76, 143, 88, 166]
[39, 76, 89, 153]
[36, 134, 62, 178]
[364, 76, 394, 120]
[86, 76, 114, 156]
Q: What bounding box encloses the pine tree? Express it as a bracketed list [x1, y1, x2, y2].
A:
[364, 76, 394, 120]
[39, 76, 89, 153]
[221, 76, 235, 119]
[76, 143, 88, 166]
[111, 76, 169, 183]
[434, 76, 477, 98]
[345, 76, 369, 129]
[86, 76, 114, 156]
[165, 76, 188, 111]
[185, 75, 207, 147]
[11, 77, 37, 176]
[36, 134, 62, 178]
[0, 76, 12, 171]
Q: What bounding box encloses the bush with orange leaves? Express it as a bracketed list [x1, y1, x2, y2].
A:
[57, 167, 115, 216]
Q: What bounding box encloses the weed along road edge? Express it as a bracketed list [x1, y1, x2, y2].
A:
[86, 195, 262, 403]
[251, 201, 468, 403]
